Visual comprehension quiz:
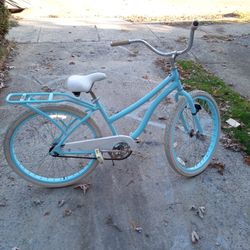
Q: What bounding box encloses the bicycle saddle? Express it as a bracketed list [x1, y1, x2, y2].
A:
[67, 72, 107, 94]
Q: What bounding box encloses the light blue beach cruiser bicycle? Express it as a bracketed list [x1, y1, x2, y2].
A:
[4, 21, 220, 187]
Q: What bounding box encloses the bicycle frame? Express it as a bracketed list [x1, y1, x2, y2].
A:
[6, 68, 202, 154]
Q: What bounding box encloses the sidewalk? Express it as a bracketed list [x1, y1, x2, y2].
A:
[0, 15, 249, 250]
[7, 17, 250, 98]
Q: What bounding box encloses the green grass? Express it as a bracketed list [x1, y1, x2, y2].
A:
[0, 43, 8, 61]
[0, 4, 10, 39]
[177, 60, 250, 155]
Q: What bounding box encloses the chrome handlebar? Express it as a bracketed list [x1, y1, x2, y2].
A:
[111, 21, 199, 58]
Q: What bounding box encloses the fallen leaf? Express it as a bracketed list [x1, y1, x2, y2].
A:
[134, 226, 142, 233]
[183, 83, 193, 90]
[0, 203, 6, 207]
[41, 85, 53, 92]
[158, 116, 167, 121]
[33, 199, 43, 206]
[131, 222, 142, 233]
[69, 61, 75, 65]
[190, 205, 197, 211]
[63, 209, 72, 217]
[0, 82, 6, 89]
[208, 162, 225, 175]
[197, 206, 206, 218]
[74, 183, 90, 194]
[44, 211, 50, 216]
[7, 65, 15, 70]
[142, 75, 149, 80]
[12, 247, 20, 250]
[126, 180, 134, 187]
[191, 230, 199, 243]
[105, 215, 122, 232]
[244, 156, 250, 166]
[58, 200, 65, 207]
[164, 97, 173, 104]
[220, 136, 243, 152]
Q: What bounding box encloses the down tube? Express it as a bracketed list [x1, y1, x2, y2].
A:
[131, 81, 178, 139]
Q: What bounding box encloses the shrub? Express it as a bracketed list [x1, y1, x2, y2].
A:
[0, 3, 10, 40]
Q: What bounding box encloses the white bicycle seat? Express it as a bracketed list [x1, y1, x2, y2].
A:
[67, 72, 107, 93]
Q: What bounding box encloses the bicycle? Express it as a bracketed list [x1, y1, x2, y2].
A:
[4, 21, 220, 187]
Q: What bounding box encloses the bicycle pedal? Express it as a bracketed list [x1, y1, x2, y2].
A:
[95, 148, 104, 164]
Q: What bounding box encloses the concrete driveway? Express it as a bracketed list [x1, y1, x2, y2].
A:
[0, 8, 250, 250]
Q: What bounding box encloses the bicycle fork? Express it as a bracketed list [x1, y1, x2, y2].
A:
[176, 90, 204, 135]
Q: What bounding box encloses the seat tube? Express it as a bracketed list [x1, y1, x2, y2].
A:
[95, 100, 118, 135]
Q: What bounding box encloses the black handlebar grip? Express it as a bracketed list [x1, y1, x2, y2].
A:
[191, 20, 199, 31]
[111, 40, 130, 46]
[193, 20, 199, 26]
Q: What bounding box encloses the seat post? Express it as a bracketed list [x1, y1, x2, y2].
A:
[89, 90, 98, 102]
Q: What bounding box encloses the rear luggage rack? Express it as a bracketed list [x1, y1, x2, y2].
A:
[6, 92, 95, 110]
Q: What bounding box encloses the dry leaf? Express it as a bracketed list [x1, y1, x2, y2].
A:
[58, 200, 65, 207]
[105, 215, 122, 232]
[208, 162, 225, 175]
[191, 230, 199, 243]
[44, 211, 50, 216]
[0, 82, 6, 89]
[164, 97, 173, 104]
[190, 205, 206, 218]
[7, 65, 15, 70]
[134, 226, 142, 233]
[190, 205, 197, 211]
[198, 206, 206, 218]
[33, 199, 43, 206]
[74, 183, 90, 194]
[63, 209, 72, 217]
[220, 136, 243, 152]
[41, 85, 53, 92]
[244, 156, 250, 166]
[0, 200, 7, 207]
[158, 116, 167, 121]
[131, 222, 142, 233]
[183, 83, 193, 90]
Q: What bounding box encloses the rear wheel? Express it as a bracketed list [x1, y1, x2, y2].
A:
[165, 90, 220, 176]
[4, 105, 102, 187]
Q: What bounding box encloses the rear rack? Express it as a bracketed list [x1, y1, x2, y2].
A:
[6, 92, 95, 110]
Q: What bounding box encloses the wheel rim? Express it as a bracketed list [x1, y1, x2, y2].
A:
[10, 110, 97, 185]
[170, 95, 219, 173]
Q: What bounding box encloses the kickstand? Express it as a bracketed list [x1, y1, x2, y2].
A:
[111, 159, 115, 166]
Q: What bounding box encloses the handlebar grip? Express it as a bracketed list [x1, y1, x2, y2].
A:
[110, 40, 130, 46]
[191, 20, 199, 31]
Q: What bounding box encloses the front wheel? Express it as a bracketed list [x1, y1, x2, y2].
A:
[4, 105, 102, 187]
[165, 90, 220, 177]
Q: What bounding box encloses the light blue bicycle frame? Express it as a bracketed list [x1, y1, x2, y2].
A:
[6, 68, 202, 156]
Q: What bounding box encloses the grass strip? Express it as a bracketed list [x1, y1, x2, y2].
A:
[155, 59, 250, 155]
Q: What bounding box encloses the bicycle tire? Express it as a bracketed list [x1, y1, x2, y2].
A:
[165, 90, 220, 177]
[4, 105, 102, 187]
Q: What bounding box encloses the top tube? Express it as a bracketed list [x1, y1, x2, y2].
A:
[109, 72, 176, 123]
